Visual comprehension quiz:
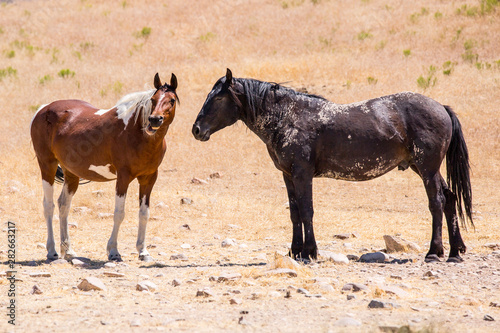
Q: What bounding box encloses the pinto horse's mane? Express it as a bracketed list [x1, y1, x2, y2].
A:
[112, 89, 156, 128]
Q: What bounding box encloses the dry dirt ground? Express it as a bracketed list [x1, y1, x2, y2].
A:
[1, 0, 500, 332]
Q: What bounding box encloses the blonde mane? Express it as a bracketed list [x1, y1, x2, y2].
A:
[112, 89, 155, 127]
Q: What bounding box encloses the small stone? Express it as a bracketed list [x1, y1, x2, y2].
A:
[384, 235, 421, 253]
[268, 291, 282, 297]
[104, 262, 117, 268]
[368, 300, 399, 309]
[423, 270, 439, 279]
[319, 250, 349, 264]
[484, 314, 495, 321]
[379, 325, 409, 333]
[98, 213, 113, 219]
[379, 285, 409, 298]
[484, 243, 500, 250]
[30, 284, 43, 295]
[342, 283, 368, 292]
[196, 288, 214, 297]
[191, 177, 208, 185]
[180, 224, 191, 230]
[170, 253, 188, 261]
[390, 275, 403, 280]
[334, 317, 362, 327]
[230, 297, 242, 305]
[92, 190, 104, 197]
[221, 238, 237, 247]
[50, 259, 68, 265]
[217, 273, 242, 282]
[68, 222, 78, 229]
[209, 172, 221, 179]
[347, 254, 360, 261]
[172, 279, 182, 287]
[29, 272, 51, 277]
[102, 271, 125, 278]
[359, 252, 388, 263]
[180, 243, 192, 249]
[136, 280, 157, 292]
[78, 277, 107, 291]
[333, 233, 352, 240]
[36, 243, 46, 249]
[180, 197, 193, 205]
[297, 288, 309, 295]
[347, 294, 356, 300]
[315, 282, 335, 293]
[71, 259, 86, 267]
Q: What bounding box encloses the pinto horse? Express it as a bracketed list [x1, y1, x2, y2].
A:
[31, 73, 178, 261]
[193, 69, 473, 263]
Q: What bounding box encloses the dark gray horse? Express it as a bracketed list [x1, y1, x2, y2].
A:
[192, 69, 473, 262]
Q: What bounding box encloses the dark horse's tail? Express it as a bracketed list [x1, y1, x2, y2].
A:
[54, 166, 90, 185]
[444, 106, 473, 227]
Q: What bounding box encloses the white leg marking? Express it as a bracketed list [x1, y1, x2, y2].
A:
[42, 180, 57, 260]
[89, 164, 117, 180]
[107, 194, 126, 260]
[137, 195, 150, 258]
[58, 183, 76, 259]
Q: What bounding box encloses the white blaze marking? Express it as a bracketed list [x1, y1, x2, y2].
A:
[95, 109, 110, 116]
[89, 164, 116, 179]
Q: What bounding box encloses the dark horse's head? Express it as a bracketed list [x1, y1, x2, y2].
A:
[192, 69, 242, 141]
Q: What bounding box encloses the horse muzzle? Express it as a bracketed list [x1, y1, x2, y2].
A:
[192, 123, 210, 141]
[146, 116, 164, 134]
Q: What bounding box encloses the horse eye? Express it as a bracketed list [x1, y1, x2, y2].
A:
[170, 98, 176, 104]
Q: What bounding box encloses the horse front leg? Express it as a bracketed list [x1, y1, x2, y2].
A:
[106, 173, 131, 261]
[42, 179, 58, 260]
[290, 169, 317, 260]
[136, 172, 157, 262]
[283, 173, 303, 258]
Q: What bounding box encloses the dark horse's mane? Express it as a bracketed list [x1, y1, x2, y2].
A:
[234, 78, 327, 122]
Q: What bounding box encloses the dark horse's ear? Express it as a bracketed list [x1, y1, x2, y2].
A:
[223, 68, 233, 90]
[154, 73, 162, 90]
[169, 73, 178, 91]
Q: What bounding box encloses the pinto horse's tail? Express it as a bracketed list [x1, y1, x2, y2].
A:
[444, 106, 473, 227]
[54, 166, 90, 185]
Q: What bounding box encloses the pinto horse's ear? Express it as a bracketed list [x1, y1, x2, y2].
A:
[169, 73, 178, 91]
[154, 73, 162, 89]
[223, 68, 233, 89]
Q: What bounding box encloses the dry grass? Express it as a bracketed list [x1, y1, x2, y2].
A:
[0, 0, 499, 331]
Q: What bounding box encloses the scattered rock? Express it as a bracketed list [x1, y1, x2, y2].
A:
[71, 259, 86, 267]
[378, 285, 409, 298]
[221, 238, 237, 248]
[170, 253, 188, 261]
[297, 288, 309, 295]
[180, 224, 191, 230]
[191, 177, 208, 184]
[368, 300, 399, 309]
[136, 280, 157, 292]
[342, 283, 369, 292]
[333, 233, 356, 240]
[334, 317, 362, 327]
[196, 288, 214, 297]
[78, 277, 107, 291]
[319, 250, 349, 264]
[347, 294, 356, 300]
[379, 325, 410, 333]
[130, 319, 141, 327]
[29, 272, 51, 277]
[50, 259, 68, 265]
[384, 235, 421, 253]
[347, 254, 360, 261]
[209, 172, 221, 179]
[92, 190, 104, 197]
[68, 222, 78, 229]
[172, 279, 182, 287]
[30, 284, 43, 295]
[98, 213, 113, 219]
[262, 268, 298, 278]
[230, 298, 242, 305]
[484, 315, 495, 321]
[484, 243, 500, 249]
[36, 243, 46, 249]
[180, 243, 192, 249]
[104, 262, 116, 268]
[102, 271, 125, 278]
[314, 282, 335, 293]
[490, 302, 500, 308]
[423, 270, 439, 279]
[359, 252, 388, 263]
[216, 273, 242, 282]
[180, 197, 193, 205]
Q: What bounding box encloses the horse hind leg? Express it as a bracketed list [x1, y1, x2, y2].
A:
[42, 178, 58, 260]
[422, 172, 447, 263]
[443, 184, 466, 262]
[58, 169, 79, 260]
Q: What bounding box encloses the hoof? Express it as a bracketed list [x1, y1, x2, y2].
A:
[139, 255, 154, 262]
[108, 253, 123, 262]
[424, 254, 441, 263]
[446, 256, 463, 263]
[47, 253, 59, 261]
[63, 251, 77, 261]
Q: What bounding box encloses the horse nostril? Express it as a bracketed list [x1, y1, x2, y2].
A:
[192, 124, 200, 136]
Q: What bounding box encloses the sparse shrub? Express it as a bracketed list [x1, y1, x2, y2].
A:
[135, 27, 151, 39]
[462, 40, 478, 63]
[480, 0, 499, 14]
[375, 40, 386, 50]
[417, 65, 437, 90]
[58, 69, 75, 79]
[403, 49, 411, 57]
[0, 66, 17, 81]
[357, 31, 372, 41]
[39, 74, 53, 85]
[442, 61, 456, 75]
[4, 50, 15, 58]
[367, 77, 378, 85]
[434, 11, 443, 19]
[199, 32, 216, 42]
[80, 41, 94, 50]
[121, 1, 127, 8]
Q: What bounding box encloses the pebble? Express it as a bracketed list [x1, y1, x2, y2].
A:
[315, 282, 335, 293]
[216, 272, 242, 282]
[29, 272, 51, 277]
[342, 283, 368, 292]
[347, 294, 356, 300]
[104, 262, 116, 268]
[172, 279, 182, 287]
[423, 270, 439, 279]
[98, 213, 113, 219]
[221, 238, 237, 247]
[359, 252, 388, 263]
[136, 280, 157, 292]
[50, 259, 68, 265]
[333, 233, 353, 240]
[36, 243, 46, 249]
[78, 277, 107, 291]
[268, 291, 282, 297]
[318, 250, 349, 264]
[262, 268, 298, 277]
[297, 288, 309, 295]
[30, 284, 43, 295]
[191, 177, 208, 184]
[379, 285, 409, 298]
[180, 224, 191, 230]
[102, 271, 125, 278]
[230, 298, 242, 305]
[384, 235, 421, 253]
[130, 319, 141, 327]
[368, 300, 399, 309]
[170, 253, 188, 261]
[484, 314, 495, 321]
[196, 288, 214, 297]
[180, 197, 193, 205]
[71, 259, 86, 267]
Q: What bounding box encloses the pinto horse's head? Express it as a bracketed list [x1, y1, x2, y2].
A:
[146, 73, 178, 135]
[192, 68, 241, 141]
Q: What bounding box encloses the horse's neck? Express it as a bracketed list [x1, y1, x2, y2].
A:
[240, 94, 283, 145]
